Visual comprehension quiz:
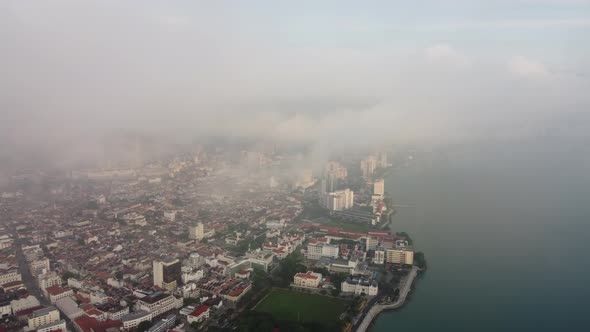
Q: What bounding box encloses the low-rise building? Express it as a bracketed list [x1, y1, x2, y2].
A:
[146, 314, 176, 332]
[39, 272, 62, 296]
[293, 271, 322, 288]
[11, 295, 40, 314]
[0, 301, 11, 318]
[385, 249, 414, 265]
[341, 275, 378, 296]
[187, 305, 209, 324]
[306, 243, 339, 260]
[45, 285, 74, 304]
[136, 292, 181, 318]
[55, 297, 84, 320]
[28, 306, 60, 330]
[121, 310, 152, 330]
[0, 269, 22, 285]
[37, 319, 67, 332]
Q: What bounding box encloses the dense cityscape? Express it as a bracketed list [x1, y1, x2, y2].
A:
[0, 147, 425, 332]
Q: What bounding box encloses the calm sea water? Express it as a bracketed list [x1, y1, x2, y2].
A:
[373, 141, 590, 332]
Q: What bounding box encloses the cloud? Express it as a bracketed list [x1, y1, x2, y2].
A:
[0, 1, 588, 171]
[425, 44, 471, 67]
[508, 56, 549, 77]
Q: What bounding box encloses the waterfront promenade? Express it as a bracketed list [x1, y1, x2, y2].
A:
[356, 266, 419, 332]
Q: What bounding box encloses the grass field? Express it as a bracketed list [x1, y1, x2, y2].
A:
[313, 216, 373, 233]
[254, 289, 347, 326]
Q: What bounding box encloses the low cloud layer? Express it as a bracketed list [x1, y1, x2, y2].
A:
[1, 1, 589, 171]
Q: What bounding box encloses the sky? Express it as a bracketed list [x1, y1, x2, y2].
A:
[1, 0, 589, 171]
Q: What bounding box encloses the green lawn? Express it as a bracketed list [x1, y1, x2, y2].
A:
[254, 289, 347, 325]
[313, 217, 373, 233]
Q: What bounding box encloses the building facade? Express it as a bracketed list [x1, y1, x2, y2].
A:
[293, 271, 322, 288]
[385, 249, 414, 265]
[153, 258, 181, 291]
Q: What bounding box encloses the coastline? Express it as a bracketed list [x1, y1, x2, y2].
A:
[355, 266, 419, 332]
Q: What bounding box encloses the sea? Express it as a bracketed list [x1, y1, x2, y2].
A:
[372, 140, 590, 332]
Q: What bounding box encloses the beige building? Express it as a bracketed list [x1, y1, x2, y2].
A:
[385, 249, 414, 265]
[153, 258, 181, 291]
[360, 156, 377, 178]
[293, 271, 322, 288]
[136, 292, 181, 318]
[0, 269, 22, 285]
[38, 272, 61, 295]
[373, 179, 385, 196]
[29, 258, 50, 277]
[28, 307, 60, 330]
[189, 223, 215, 240]
[374, 249, 385, 265]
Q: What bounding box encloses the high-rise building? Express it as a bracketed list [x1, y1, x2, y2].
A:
[189, 223, 204, 240]
[153, 258, 181, 291]
[373, 179, 385, 196]
[320, 173, 338, 194]
[325, 161, 348, 179]
[324, 189, 354, 211]
[360, 156, 377, 178]
[189, 222, 214, 241]
[377, 152, 388, 168]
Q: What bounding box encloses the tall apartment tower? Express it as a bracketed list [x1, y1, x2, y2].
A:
[153, 258, 181, 291]
[189, 223, 205, 240]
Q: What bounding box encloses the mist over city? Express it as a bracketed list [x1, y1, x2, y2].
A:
[1, 1, 589, 332]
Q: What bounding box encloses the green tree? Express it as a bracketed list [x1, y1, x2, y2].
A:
[277, 251, 305, 287]
[414, 251, 426, 269]
[137, 321, 152, 332]
[252, 269, 271, 292]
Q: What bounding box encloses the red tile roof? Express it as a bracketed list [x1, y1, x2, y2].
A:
[74, 315, 121, 332]
[190, 305, 209, 317]
[45, 285, 72, 296]
[294, 271, 319, 280]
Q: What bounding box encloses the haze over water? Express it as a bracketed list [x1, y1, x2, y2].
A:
[374, 140, 590, 332]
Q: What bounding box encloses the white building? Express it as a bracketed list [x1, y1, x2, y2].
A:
[293, 271, 322, 288]
[0, 302, 11, 318]
[28, 306, 60, 330]
[374, 249, 385, 265]
[121, 310, 152, 330]
[37, 319, 66, 332]
[325, 161, 348, 179]
[0, 269, 21, 285]
[53, 230, 73, 238]
[55, 297, 84, 320]
[29, 258, 50, 277]
[324, 189, 354, 211]
[306, 243, 339, 260]
[163, 211, 176, 222]
[187, 305, 209, 324]
[38, 272, 62, 295]
[189, 223, 214, 240]
[136, 292, 182, 318]
[385, 249, 414, 265]
[11, 295, 40, 314]
[45, 285, 74, 304]
[341, 275, 378, 296]
[181, 269, 204, 284]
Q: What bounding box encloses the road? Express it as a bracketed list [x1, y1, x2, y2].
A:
[355, 266, 419, 332]
[12, 231, 48, 305]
